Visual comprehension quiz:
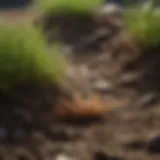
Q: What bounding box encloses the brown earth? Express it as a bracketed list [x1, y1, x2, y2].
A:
[0, 6, 160, 160]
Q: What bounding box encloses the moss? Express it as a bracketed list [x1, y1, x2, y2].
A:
[37, 0, 103, 16]
[124, 0, 160, 48]
[0, 23, 67, 91]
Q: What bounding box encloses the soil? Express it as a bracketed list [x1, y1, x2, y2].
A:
[0, 5, 160, 160]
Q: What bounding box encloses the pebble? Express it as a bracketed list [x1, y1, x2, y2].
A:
[135, 93, 157, 108]
[93, 80, 113, 92]
[118, 72, 141, 84]
[56, 154, 76, 160]
[97, 3, 123, 18]
[96, 3, 124, 29]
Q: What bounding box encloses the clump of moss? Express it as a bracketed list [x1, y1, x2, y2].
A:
[0, 23, 66, 91]
[37, 0, 103, 16]
[124, 0, 160, 48]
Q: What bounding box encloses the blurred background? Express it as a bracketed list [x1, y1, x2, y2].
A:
[0, 0, 32, 8]
[0, 0, 159, 9]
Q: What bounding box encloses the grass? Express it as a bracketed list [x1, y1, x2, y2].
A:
[37, 0, 103, 15]
[124, 0, 160, 48]
[0, 23, 67, 91]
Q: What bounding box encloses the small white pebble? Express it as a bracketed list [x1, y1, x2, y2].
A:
[56, 154, 76, 160]
[94, 80, 113, 91]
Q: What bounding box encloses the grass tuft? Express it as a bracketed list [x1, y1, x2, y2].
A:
[37, 0, 103, 15]
[0, 23, 66, 90]
[124, 0, 160, 48]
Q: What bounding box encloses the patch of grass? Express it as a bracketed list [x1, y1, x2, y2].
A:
[37, 0, 103, 15]
[124, 0, 160, 48]
[0, 23, 66, 90]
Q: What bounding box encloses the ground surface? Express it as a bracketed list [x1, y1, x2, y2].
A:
[0, 5, 160, 160]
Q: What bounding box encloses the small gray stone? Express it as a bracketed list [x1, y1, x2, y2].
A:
[93, 80, 113, 91]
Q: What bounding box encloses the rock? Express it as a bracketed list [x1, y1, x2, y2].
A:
[56, 154, 76, 160]
[93, 80, 113, 92]
[96, 3, 124, 30]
